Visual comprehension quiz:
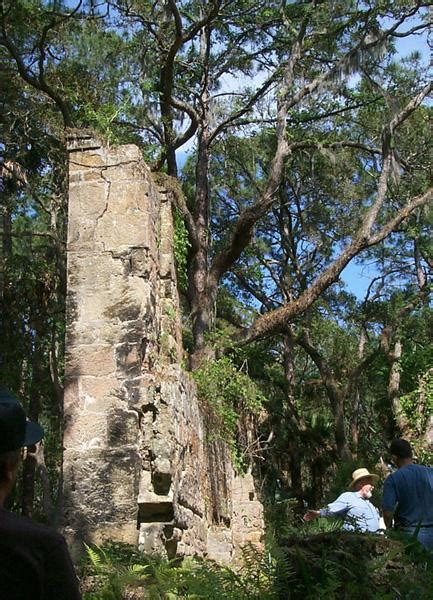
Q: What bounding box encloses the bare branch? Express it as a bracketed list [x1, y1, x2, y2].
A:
[208, 75, 277, 144]
[167, 0, 183, 38]
[366, 187, 433, 247]
[208, 21, 308, 285]
[0, 24, 73, 127]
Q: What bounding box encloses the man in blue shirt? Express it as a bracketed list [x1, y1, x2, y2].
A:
[382, 438, 433, 551]
[304, 468, 381, 533]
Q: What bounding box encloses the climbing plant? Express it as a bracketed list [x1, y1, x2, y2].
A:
[193, 356, 265, 470]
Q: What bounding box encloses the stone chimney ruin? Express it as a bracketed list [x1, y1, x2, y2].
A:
[62, 131, 264, 562]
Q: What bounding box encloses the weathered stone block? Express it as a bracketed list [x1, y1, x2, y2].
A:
[69, 173, 82, 184]
[89, 522, 139, 547]
[66, 345, 116, 377]
[115, 343, 142, 377]
[107, 408, 139, 447]
[63, 448, 140, 520]
[96, 215, 153, 252]
[67, 219, 98, 251]
[159, 252, 173, 279]
[107, 181, 150, 215]
[130, 248, 152, 278]
[177, 470, 206, 517]
[151, 435, 173, 464]
[207, 527, 233, 563]
[82, 169, 104, 182]
[70, 182, 107, 218]
[63, 411, 108, 450]
[138, 523, 167, 554]
[79, 377, 121, 412]
[67, 252, 124, 290]
[70, 151, 106, 168]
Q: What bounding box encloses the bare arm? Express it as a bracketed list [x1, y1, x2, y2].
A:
[303, 509, 320, 521]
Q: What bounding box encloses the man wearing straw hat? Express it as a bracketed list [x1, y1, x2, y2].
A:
[0, 387, 81, 600]
[304, 468, 381, 532]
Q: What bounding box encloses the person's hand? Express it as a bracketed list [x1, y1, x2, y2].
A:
[303, 509, 320, 521]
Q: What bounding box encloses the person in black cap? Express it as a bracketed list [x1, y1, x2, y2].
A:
[382, 438, 433, 551]
[0, 387, 81, 599]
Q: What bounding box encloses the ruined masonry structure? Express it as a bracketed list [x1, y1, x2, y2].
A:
[63, 131, 264, 562]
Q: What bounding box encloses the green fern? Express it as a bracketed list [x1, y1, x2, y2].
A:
[84, 543, 105, 572]
[81, 536, 433, 599]
[82, 543, 149, 600]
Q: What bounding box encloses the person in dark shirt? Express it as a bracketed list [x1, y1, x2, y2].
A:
[0, 387, 82, 599]
[382, 438, 433, 551]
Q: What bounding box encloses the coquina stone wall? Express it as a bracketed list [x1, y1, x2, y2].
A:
[63, 130, 264, 562]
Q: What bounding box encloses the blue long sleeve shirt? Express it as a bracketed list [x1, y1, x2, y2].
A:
[382, 463, 433, 527]
[320, 491, 380, 532]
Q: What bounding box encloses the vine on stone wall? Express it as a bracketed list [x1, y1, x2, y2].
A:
[173, 207, 191, 293]
[192, 356, 265, 471]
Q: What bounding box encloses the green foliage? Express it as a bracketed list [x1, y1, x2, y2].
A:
[82, 533, 433, 600]
[173, 208, 191, 293]
[82, 541, 292, 600]
[192, 356, 265, 470]
[266, 498, 344, 547]
[279, 530, 433, 599]
[399, 369, 433, 435]
[79, 101, 128, 145]
[2, 0, 432, 539]
[398, 368, 433, 464]
[82, 542, 148, 600]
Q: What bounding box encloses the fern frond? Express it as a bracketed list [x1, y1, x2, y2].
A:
[127, 563, 148, 575]
[84, 543, 105, 572]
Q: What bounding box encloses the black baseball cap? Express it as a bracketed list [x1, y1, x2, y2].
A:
[0, 388, 44, 453]
[389, 438, 412, 459]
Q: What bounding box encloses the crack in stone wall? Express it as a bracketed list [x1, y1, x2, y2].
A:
[63, 130, 265, 562]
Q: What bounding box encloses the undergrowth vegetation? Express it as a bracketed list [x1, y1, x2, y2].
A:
[81, 526, 433, 600]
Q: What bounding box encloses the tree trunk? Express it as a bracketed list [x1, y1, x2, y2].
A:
[296, 330, 352, 461]
[188, 129, 214, 369]
[282, 333, 304, 497]
[323, 379, 351, 461]
[21, 456, 37, 518]
[387, 338, 408, 436]
[333, 396, 352, 462]
[289, 442, 303, 499]
[189, 25, 215, 369]
[350, 330, 366, 456]
[160, 62, 178, 177]
[310, 457, 326, 508]
[1, 200, 12, 294]
[0, 198, 12, 339]
[21, 326, 44, 518]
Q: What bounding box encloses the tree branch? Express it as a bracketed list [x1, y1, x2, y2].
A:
[0, 28, 73, 127]
[208, 21, 308, 286]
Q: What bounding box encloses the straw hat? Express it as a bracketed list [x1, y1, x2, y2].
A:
[348, 468, 378, 490]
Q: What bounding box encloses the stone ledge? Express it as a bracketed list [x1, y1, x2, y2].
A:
[66, 128, 102, 152]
